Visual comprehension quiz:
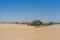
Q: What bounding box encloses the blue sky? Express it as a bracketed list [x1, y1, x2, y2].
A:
[0, 0, 60, 22]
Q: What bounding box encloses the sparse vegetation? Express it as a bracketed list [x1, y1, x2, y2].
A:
[49, 22, 53, 25]
[26, 20, 55, 27]
[42, 22, 53, 26]
[30, 20, 42, 27]
[0, 20, 58, 27]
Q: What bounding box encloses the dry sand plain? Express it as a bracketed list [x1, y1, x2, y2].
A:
[0, 24, 60, 40]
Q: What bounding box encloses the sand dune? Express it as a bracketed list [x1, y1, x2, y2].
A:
[0, 24, 60, 40]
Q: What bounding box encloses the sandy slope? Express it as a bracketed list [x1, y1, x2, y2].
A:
[0, 24, 60, 40]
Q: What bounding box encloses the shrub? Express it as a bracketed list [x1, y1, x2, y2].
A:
[49, 22, 53, 25]
[31, 20, 42, 27]
[42, 22, 53, 26]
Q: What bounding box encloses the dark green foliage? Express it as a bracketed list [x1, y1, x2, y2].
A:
[31, 20, 42, 27]
[42, 22, 53, 26]
[49, 22, 53, 25]
[14, 22, 20, 24]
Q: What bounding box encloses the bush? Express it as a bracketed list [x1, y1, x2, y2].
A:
[49, 22, 53, 25]
[42, 22, 53, 26]
[31, 20, 42, 27]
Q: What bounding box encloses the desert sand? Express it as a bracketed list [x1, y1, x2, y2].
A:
[0, 24, 60, 40]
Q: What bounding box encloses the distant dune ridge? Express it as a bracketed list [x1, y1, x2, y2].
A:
[0, 24, 60, 40]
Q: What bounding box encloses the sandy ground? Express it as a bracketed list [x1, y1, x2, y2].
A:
[0, 24, 60, 40]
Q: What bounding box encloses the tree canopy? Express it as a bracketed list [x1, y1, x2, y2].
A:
[31, 20, 42, 27]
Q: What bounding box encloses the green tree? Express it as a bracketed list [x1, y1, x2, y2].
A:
[31, 20, 42, 27]
[49, 22, 53, 25]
